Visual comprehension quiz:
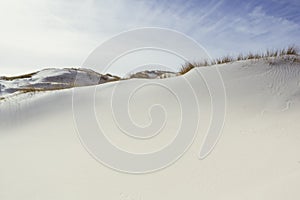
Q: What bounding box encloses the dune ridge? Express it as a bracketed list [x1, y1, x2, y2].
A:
[0, 56, 300, 199]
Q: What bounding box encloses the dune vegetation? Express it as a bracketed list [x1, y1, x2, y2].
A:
[179, 46, 299, 75]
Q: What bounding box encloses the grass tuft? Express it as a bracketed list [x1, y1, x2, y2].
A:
[179, 62, 196, 75]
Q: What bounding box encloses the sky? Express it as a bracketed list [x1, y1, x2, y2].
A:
[0, 0, 299, 75]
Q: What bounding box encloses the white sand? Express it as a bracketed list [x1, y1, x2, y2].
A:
[1, 58, 300, 199]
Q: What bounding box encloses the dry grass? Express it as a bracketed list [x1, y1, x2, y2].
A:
[179, 46, 299, 74]
[180, 60, 213, 74]
[179, 63, 196, 74]
[213, 56, 234, 65]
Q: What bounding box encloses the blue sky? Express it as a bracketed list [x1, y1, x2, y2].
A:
[0, 0, 299, 75]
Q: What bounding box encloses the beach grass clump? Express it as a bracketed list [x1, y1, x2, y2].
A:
[179, 62, 196, 75]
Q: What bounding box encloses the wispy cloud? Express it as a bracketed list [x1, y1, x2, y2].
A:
[0, 0, 299, 75]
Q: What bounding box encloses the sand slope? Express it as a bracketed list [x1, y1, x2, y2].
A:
[1, 57, 300, 200]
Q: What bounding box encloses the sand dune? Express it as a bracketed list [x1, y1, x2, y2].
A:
[1, 57, 300, 199]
